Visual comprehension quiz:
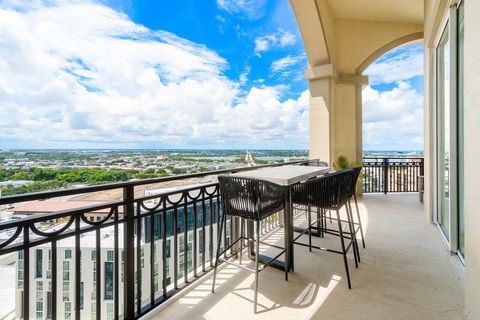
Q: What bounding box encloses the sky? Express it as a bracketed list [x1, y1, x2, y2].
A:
[0, 0, 423, 151]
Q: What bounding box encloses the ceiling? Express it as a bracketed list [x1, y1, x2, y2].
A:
[326, 0, 424, 25]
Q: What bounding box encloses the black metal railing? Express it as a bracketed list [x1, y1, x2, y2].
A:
[362, 157, 424, 193]
[0, 160, 309, 320]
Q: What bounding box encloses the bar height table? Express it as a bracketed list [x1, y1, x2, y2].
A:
[232, 165, 330, 272]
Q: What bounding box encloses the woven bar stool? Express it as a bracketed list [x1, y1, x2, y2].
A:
[348, 167, 366, 249]
[212, 175, 288, 313]
[319, 167, 365, 262]
[292, 169, 358, 289]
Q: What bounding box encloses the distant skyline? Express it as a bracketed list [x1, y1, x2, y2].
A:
[0, 0, 423, 151]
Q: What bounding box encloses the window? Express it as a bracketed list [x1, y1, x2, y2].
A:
[91, 250, 96, 261]
[199, 230, 204, 254]
[36, 280, 44, 319]
[36, 280, 44, 303]
[154, 263, 159, 292]
[18, 259, 24, 289]
[80, 282, 84, 310]
[107, 250, 114, 262]
[47, 291, 52, 319]
[91, 302, 96, 319]
[65, 302, 71, 319]
[107, 303, 114, 320]
[36, 249, 43, 278]
[65, 249, 72, 259]
[166, 240, 171, 258]
[63, 261, 70, 281]
[104, 262, 114, 300]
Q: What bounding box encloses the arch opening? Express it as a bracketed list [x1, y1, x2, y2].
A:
[360, 41, 425, 192]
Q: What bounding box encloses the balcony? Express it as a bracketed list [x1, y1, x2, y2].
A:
[152, 193, 464, 320]
[0, 160, 462, 320]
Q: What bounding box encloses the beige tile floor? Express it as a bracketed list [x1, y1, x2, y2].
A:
[149, 194, 465, 320]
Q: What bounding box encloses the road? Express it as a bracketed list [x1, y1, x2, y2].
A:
[245, 152, 256, 166]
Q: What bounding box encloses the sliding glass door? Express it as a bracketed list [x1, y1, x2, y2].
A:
[436, 24, 450, 239]
[457, 1, 465, 258]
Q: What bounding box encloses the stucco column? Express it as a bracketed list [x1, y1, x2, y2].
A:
[306, 64, 368, 166]
[333, 82, 363, 165]
[308, 78, 334, 162]
[306, 64, 337, 163]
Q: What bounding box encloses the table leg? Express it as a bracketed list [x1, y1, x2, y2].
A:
[283, 191, 290, 275]
[287, 187, 294, 271]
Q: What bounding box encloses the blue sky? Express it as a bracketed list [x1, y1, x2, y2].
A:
[0, 0, 423, 151]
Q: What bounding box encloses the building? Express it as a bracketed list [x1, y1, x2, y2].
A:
[15, 200, 226, 319]
[290, 0, 478, 317]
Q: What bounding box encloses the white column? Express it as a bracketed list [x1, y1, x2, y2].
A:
[464, 0, 480, 318]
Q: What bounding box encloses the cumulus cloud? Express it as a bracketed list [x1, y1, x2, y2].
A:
[365, 45, 423, 85]
[362, 82, 423, 150]
[216, 0, 268, 20]
[254, 30, 296, 56]
[0, 0, 308, 149]
[361, 44, 424, 150]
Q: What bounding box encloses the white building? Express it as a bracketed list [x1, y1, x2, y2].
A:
[15, 204, 227, 319]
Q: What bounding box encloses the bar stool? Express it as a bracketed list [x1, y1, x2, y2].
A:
[320, 167, 365, 262]
[348, 167, 366, 249]
[292, 169, 358, 289]
[212, 175, 288, 313]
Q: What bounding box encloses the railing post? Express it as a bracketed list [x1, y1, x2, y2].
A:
[383, 158, 389, 194]
[123, 185, 135, 319]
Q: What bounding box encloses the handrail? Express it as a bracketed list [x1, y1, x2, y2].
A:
[0, 159, 314, 319]
[362, 157, 424, 193]
[0, 159, 311, 205]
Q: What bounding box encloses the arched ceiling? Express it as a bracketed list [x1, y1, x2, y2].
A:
[326, 0, 424, 24]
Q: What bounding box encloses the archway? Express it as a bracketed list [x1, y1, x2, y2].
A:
[358, 39, 425, 193]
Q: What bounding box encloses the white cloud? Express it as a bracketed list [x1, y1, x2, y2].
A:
[270, 55, 304, 73]
[362, 82, 423, 150]
[365, 46, 423, 85]
[216, 0, 268, 20]
[0, 0, 308, 149]
[270, 55, 306, 82]
[254, 30, 296, 56]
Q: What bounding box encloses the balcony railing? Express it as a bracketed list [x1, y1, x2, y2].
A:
[0, 160, 309, 320]
[362, 157, 424, 193]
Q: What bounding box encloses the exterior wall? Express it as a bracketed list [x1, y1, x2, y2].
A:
[463, 0, 480, 317]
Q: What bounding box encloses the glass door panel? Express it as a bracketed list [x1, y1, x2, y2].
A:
[457, 1, 465, 257]
[436, 24, 450, 239]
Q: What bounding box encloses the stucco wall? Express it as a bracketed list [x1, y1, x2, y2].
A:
[463, 0, 480, 317]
